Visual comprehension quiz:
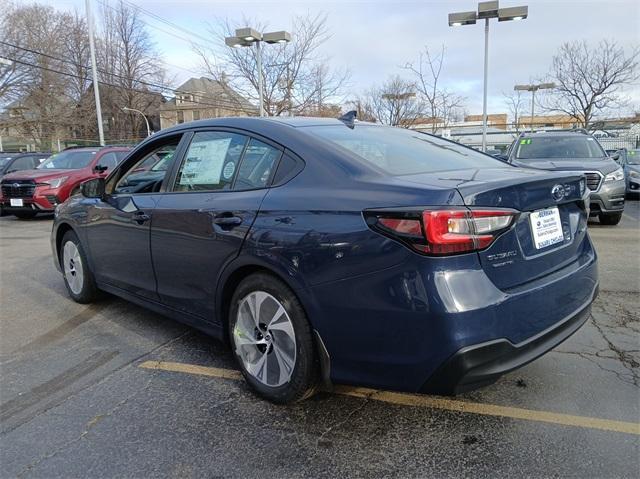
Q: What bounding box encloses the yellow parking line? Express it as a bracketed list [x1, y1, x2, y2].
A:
[138, 360, 640, 436]
[140, 360, 243, 380]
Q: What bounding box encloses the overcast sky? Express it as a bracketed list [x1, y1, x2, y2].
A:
[26, 0, 640, 115]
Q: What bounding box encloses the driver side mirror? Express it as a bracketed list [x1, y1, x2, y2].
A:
[610, 153, 620, 162]
[93, 164, 108, 174]
[80, 177, 105, 199]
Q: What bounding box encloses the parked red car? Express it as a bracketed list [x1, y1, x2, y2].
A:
[0, 146, 129, 218]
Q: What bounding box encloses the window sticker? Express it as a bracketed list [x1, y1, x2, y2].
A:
[179, 138, 232, 185]
[222, 161, 236, 180]
[520, 138, 532, 145]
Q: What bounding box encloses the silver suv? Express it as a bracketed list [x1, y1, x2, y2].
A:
[504, 131, 625, 225]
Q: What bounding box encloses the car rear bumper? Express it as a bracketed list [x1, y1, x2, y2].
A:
[420, 285, 597, 394]
[307, 236, 598, 394]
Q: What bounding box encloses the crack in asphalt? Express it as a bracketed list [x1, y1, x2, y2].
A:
[315, 390, 377, 448]
[589, 315, 639, 387]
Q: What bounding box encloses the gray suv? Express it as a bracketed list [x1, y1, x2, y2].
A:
[502, 131, 625, 225]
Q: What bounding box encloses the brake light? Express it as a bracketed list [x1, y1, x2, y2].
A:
[371, 208, 517, 256]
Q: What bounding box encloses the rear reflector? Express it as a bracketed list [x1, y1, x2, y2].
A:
[370, 208, 517, 256]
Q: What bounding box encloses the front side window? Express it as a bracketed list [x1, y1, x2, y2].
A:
[305, 125, 501, 175]
[174, 131, 248, 192]
[515, 136, 606, 160]
[39, 150, 97, 169]
[97, 152, 119, 171]
[112, 138, 181, 194]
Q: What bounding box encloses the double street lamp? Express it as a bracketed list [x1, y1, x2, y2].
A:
[225, 28, 292, 117]
[449, 1, 528, 151]
[514, 82, 556, 132]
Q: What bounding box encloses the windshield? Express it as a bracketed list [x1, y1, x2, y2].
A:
[38, 150, 96, 169]
[305, 125, 502, 175]
[626, 149, 640, 165]
[0, 156, 16, 168]
[515, 136, 605, 159]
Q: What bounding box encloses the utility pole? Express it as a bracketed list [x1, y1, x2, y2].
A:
[85, 0, 104, 146]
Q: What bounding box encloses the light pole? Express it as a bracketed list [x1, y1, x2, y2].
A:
[225, 28, 292, 117]
[514, 82, 556, 132]
[85, 0, 104, 146]
[122, 107, 151, 137]
[449, 1, 528, 152]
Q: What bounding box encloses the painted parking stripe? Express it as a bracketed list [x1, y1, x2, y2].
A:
[139, 360, 640, 436]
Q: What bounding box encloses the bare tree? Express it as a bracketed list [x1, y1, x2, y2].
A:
[503, 89, 526, 132]
[403, 45, 465, 133]
[0, 2, 33, 105]
[542, 39, 639, 128]
[95, 0, 166, 140]
[360, 76, 424, 127]
[195, 13, 349, 116]
[0, 4, 78, 147]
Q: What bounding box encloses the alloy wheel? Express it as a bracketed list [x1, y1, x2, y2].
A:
[234, 291, 297, 387]
[63, 241, 84, 295]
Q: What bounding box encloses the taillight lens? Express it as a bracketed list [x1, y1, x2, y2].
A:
[371, 208, 517, 256]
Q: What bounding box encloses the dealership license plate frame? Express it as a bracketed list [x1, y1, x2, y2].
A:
[10, 198, 24, 207]
[530, 206, 564, 250]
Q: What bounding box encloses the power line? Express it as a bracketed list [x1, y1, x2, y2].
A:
[95, 0, 213, 52]
[0, 42, 255, 113]
[119, 0, 212, 45]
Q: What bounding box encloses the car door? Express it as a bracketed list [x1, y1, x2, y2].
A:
[151, 130, 283, 320]
[82, 133, 188, 300]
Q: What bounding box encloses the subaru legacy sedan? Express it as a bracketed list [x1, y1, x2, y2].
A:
[51, 116, 598, 403]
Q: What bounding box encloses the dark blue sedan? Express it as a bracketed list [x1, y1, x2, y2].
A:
[51, 116, 598, 403]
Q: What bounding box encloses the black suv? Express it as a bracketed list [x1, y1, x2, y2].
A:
[501, 131, 625, 225]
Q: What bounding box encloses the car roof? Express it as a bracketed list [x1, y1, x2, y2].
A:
[157, 116, 378, 136]
[519, 131, 590, 138]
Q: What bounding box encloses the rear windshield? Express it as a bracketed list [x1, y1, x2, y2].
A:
[515, 136, 605, 159]
[305, 125, 502, 175]
[38, 150, 96, 169]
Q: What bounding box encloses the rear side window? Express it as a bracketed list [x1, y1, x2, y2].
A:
[174, 131, 248, 192]
[305, 125, 501, 175]
[234, 139, 281, 190]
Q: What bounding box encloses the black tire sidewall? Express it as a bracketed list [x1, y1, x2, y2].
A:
[228, 273, 317, 403]
[599, 212, 622, 225]
[60, 230, 97, 303]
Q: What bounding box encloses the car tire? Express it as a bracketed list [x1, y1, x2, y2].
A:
[60, 230, 99, 303]
[229, 273, 318, 404]
[13, 211, 37, 219]
[599, 212, 622, 225]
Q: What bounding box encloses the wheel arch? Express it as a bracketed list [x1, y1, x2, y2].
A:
[55, 222, 76, 264]
[216, 259, 332, 389]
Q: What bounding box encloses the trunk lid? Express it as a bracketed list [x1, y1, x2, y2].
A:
[403, 166, 589, 290]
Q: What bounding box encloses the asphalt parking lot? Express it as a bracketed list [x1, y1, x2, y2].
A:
[1, 201, 638, 478]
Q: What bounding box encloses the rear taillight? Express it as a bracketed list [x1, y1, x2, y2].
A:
[368, 208, 517, 256]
